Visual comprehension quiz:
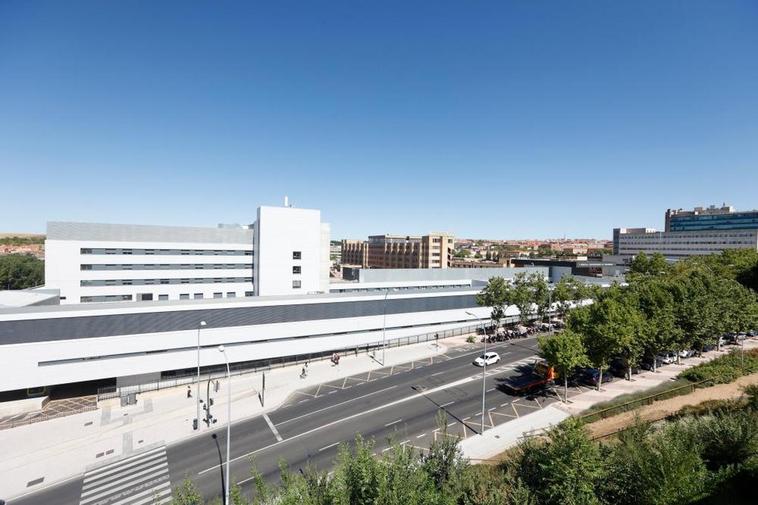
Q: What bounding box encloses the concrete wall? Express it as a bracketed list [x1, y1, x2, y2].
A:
[359, 266, 549, 283]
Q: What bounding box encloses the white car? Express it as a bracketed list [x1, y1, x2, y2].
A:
[656, 352, 677, 364]
[474, 352, 501, 367]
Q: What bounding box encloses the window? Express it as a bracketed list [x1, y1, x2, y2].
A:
[80, 264, 92, 270]
[159, 294, 169, 301]
[226, 292, 236, 298]
[180, 294, 190, 300]
[138, 293, 153, 301]
[213, 292, 223, 299]
[194, 293, 203, 299]
[292, 280, 302, 289]
[293, 251, 302, 260]
[245, 291, 254, 297]
[292, 265, 301, 274]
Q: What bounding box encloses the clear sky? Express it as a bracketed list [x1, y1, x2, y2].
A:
[1, 1, 757, 241]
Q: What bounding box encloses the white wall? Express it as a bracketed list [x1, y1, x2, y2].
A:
[0, 291, 485, 391]
[45, 239, 253, 304]
[254, 206, 329, 296]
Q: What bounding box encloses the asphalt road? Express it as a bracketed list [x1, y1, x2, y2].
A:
[10, 336, 549, 505]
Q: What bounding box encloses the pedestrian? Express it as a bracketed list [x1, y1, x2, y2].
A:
[214, 380, 219, 393]
[186, 386, 192, 399]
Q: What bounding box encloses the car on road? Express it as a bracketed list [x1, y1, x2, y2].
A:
[678, 349, 696, 359]
[473, 352, 501, 367]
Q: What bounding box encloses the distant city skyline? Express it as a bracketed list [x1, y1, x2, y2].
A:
[1, 2, 757, 239]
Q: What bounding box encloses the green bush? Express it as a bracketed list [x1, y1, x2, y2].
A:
[680, 348, 758, 384]
[466, 335, 476, 344]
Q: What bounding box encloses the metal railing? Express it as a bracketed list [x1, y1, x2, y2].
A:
[0, 403, 98, 431]
[96, 324, 483, 401]
[579, 378, 714, 426]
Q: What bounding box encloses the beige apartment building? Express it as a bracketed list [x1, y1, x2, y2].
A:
[341, 233, 454, 269]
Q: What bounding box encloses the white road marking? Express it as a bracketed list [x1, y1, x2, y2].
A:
[263, 414, 283, 442]
[318, 442, 340, 452]
[384, 418, 402, 427]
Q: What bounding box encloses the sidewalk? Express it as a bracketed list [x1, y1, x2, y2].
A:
[1, 338, 456, 501]
[459, 340, 758, 462]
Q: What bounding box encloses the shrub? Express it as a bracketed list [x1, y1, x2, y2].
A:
[466, 335, 476, 343]
[680, 348, 758, 384]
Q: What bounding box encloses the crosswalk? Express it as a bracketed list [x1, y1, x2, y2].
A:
[79, 445, 172, 505]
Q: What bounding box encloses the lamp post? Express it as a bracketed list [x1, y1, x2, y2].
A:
[218, 345, 231, 505]
[466, 310, 486, 434]
[382, 288, 390, 366]
[196, 320, 207, 430]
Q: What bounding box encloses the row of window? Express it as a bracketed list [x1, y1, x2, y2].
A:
[80, 277, 253, 287]
[80, 291, 256, 303]
[80, 263, 252, 271]
[81, 247, 252, 256]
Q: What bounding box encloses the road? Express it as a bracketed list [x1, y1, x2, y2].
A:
[11, 336, 553, 505]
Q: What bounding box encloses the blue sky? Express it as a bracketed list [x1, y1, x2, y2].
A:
[1, 1, 757, 240]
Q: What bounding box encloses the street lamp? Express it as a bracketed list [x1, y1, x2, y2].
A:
[466, 310, 487, 434]
[196, 320, 207, 430]
[382, 288, 390, 366]
[218, 345, 231, 505]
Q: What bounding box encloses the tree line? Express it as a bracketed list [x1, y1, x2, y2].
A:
[173, 388, 758, 505]
[475, 251, 758, 398]
[0, 253, 44, 290]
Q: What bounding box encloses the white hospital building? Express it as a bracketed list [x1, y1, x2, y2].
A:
[44, 204, 330, 304]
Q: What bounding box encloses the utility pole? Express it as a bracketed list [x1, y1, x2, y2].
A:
[195, 320, 206, 430]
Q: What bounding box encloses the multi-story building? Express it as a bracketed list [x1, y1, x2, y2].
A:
[45, 204, 330, 303]
[341, 233, 454, 269]
[367, 233, 454, 269]
[612, 205, 758, 260]
[665, 205, 758, 232]
[613, 228, 758, 259]
[341, 239, 369, 267]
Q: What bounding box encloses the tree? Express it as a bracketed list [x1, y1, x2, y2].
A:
[631, 278, 680, 371]
[516, 418, 603, 505]
[553, 276, 590, 319]
[538, 330, 589, 402]
[628, 252, 671, 278]
[0, 254, 44, 290]
[475, 276, 510, 330]
[509, 272, 548, 325]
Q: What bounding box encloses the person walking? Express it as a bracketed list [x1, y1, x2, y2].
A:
[186, 386, 192, 398]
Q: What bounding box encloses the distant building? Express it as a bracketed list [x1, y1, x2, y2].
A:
[612, 205, 758, 261]
[665, 205, 758, 232]
[342, 233, 455, 269]
[341, 239, 369, 267]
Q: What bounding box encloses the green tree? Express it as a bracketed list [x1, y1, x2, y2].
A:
[516, 418, 602, 505]
[553, 275, 590, 319]
[475, 276, 510, 330]
[538, 330, 589, 402]
[0, 254, 44, 290]
[172, 478, 204, 505]
[628, 252, 671, 278]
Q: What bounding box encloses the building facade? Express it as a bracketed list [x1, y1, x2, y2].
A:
[665, 205, 758, 232]
[45, 205, 330, 304]
[341, 239, 369, 267]
[366, 233, 454, 269]
[613, 228, 758, 259]
[612, 205, 758, 260]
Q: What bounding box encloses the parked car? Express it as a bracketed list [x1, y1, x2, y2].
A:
[678, 349, 696, 359]
[641, 356, 663, 371]
[473, 352, 501, 367]
[747, 329, 757, 338]
[726, 333, 746, 345]
[609, 358, 640, 378]
[577, 367, 614, 387]
[656, 352, 677, 365]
